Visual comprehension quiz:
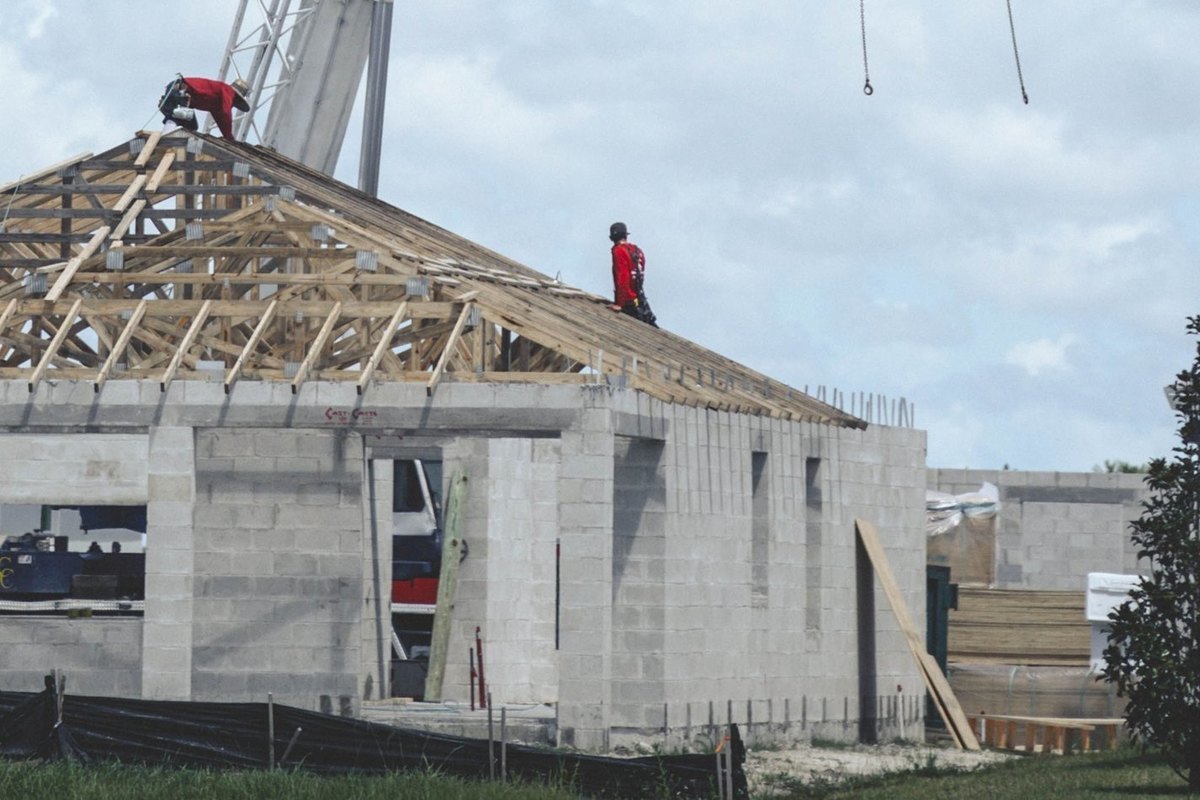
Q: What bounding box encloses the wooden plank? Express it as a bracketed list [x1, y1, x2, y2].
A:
[108, 150, 178, 245]
[27, 298, 82, 391]
[110, 200, 148, 242]
[145, 150, 178, 192]
[357, 301, 408, 393]
[44, 226, 111, 301]
[424, 471, 467, 702]
[132, 131, 162, 168]
[424, 293, 475, 398]
[855, 518, 980, 750]
[10, 298, 462, 320]
[161, 299, 213, 391]
[112, 174, 148, 214]
[224, 298, 278, 392]
[94, 298, 147, 392]
[0, 151, 92, 195]
[291, 301, 341, 392]
[0, 299, 17, 334]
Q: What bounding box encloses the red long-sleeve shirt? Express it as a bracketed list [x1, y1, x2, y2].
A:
[611, 242, 639, 307]
[182, 77, 239, 139]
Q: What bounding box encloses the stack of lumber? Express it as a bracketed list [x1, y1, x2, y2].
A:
[949, 587, 1090, 666]
[949, 663, 1123, 720]
[965, 713, 1124, 754]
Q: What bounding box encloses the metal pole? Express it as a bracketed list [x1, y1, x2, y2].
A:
[268, 692, 275, 768]
[236, 0, 294, 140]
[487, 691, 495, 781]
[358, 0, 394, 196]
[500, 706, 507, 782]
[280, 726, 303, 765]
[216, 0, 251, 82]
[724, 725, 734, 800]
[469, 646, 477, 711]
[476, 626, 487, 709]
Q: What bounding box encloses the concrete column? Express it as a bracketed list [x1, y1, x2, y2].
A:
[142, 426, 196, 699]
[557, 404, 615, 750]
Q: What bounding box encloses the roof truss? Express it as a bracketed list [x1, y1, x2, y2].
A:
[0, 131, 861, 427]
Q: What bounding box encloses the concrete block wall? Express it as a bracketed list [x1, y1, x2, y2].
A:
[815, 422, 928, 741]
[600, 394, 927, 747]
[556, 401, 618, 750]
[190, 428, 379, 714]
[929, 469, 1148, 589]
[0, 433, 147, 504]
[0, 433, 148, 695]
[611, 436, 667, 733]
[0, 618, 142, 695]
[143, 426, 197, 699]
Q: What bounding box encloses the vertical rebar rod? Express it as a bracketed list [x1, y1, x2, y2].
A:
[487, 692, 495, 781]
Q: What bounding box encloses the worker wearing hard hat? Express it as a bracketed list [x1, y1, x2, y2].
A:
[608, 222, 658, 327]
[157, 76, 251, 140]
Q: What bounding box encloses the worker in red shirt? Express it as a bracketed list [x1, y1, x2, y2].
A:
[608, 222, 658, 327]
[157, 76, 250, 140]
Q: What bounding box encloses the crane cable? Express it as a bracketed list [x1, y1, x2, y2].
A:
[1006, 0, 1029, 104]
[859, 0, 873, 95]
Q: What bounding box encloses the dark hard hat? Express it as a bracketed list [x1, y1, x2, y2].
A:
[609, 222, 628, 241]
[230, 78, 251, 112]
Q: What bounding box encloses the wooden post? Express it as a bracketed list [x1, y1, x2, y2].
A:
[268, 692, 275, 768]
[423, 471, 467, 702]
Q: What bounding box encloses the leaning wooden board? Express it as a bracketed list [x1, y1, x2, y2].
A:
[855, 518, 981, 751]
[423, 471, 468, 702]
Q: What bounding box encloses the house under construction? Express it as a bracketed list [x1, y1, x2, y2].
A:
[0, 130, 927, 750]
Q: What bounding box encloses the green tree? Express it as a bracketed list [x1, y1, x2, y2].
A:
[1102, 316, 1200, 791]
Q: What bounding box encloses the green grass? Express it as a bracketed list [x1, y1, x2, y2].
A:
[2, 747, 1194, 800]
[765, 747, 1197, 800]
[0, 760, 579, 800]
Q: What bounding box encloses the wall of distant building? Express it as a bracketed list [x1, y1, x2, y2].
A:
[928, 469, 1147, 590]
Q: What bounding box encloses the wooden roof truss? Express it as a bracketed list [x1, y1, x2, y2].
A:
[0, 131, 862, 426]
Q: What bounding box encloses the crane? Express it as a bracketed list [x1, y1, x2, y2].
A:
[212, 0, 394, 194]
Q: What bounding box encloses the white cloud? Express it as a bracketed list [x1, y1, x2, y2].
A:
[1004, 334, 1079, 377]
[390, 53, 601, 173]
[25, 2, 56, 39]
[960, 216, 1166, 312]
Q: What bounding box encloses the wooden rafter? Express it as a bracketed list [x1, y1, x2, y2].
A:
[161, 300, 213, 391]
[426, 295, 479, 396]
[0, 130, 863, 426]
[95, 298, 148, 392]
[28, 297, 82, 390]
[292, 301, 342, 393]
[224, 298, 279, 392]
[358, 301, 408, 393]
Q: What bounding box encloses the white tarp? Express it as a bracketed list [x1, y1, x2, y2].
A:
[926, 482, 1000, 537]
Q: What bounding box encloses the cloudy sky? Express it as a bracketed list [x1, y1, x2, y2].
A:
[1, 0, 1195, 472]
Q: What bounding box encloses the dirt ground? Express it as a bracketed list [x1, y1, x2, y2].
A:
[744, 741, 1013, 796]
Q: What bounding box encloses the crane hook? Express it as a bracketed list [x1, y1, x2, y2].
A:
[860, 0, 873, 97]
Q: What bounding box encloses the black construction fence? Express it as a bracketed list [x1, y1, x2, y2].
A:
[0, 677, 747, 799]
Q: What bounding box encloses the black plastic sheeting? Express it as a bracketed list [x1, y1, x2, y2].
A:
[0, 682, 747, 799]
